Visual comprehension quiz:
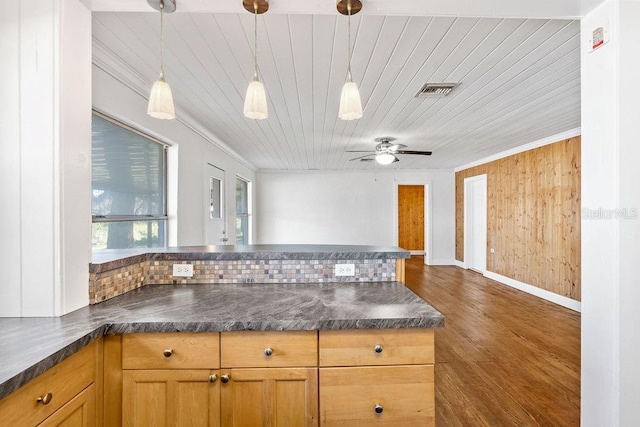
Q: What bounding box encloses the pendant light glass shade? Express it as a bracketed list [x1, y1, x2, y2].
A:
[375, 152, 396, 165]
[244, 1, 268, 120]
[338, 0, 362, 120]
[148, 74, 175, 119]
[148, 0, 175, 120]
[244, 78, 268, 120]
[339, 79, 363, 120]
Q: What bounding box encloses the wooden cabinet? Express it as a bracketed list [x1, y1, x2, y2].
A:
[220, 368, 318, 427]
[120, 333, 220, 427]
[39, 384, 96, 427]
[220, 330, 319, 427]
[319, 329, 435, 426]
[0, 340, 100, 427]
[109, 329, 434, 426]
[122, 369, 220, 427]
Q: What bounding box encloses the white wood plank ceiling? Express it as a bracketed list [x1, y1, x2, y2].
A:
[92, 4, 581, 170]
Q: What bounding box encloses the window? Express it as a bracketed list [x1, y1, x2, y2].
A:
[236, 177, 251, 245]
[91, 113, 167, 250]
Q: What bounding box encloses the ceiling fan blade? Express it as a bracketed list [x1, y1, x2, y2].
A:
[349, 153, 375, 161]
[389, 144, 408, 152]
[395, 150, 433, 156]
[345, 150, 375, 153]
[360, 158, 375, 162]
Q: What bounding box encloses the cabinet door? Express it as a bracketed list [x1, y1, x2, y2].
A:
[123, 370, 220, 427]
[220, 368, 318, 427]
[38, 384, 95, 427]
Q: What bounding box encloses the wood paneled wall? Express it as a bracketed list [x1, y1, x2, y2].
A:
[455, 137, 581, 301]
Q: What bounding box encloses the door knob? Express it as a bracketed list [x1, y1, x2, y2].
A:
[374, 403, 383, 414]
[264, 347, 273, 356]
[208, 374, 218, 383]
[164, 348, 173, 357]
[221, 374, 230, 383]
[374, 344, 383, 353]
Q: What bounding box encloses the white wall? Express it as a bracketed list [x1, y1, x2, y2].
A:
[582, 0, 640, 424]
[256, 169, 455, 263]
[92, 67, 257, 246]
[0, 0, 92, 317]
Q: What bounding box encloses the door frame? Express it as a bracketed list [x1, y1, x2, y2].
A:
[463, 174, 487, 273]
[393, 181, 433, 265]
[204, 162, 227, 245]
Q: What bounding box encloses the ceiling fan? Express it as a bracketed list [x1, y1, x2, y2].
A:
[346, 137, 433, 165]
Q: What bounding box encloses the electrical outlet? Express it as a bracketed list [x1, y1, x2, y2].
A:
[172, 264, 193, 277]
[335, 263, 355, 277]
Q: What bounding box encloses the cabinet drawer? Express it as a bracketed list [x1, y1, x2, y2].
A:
[319, 328, 434, 367]
[0, 341, 97, 427]
[221, 331, 317, 368]
[320, 365, 434, 426]
[122, 333, 220, 369]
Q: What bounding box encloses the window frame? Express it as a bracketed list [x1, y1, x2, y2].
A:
[91, 110, 169, 249]
[235, 175, 252, 245]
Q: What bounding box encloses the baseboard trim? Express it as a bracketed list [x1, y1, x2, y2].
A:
[453, 260, 466, 269]
[427, 259, 457, 266]
[483, 271, 581, 312]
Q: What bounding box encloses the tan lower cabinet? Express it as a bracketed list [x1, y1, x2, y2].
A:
[220, 368, 318, 427]
[108, 329, 434, 426]
[0, 340, 101, 427]
[122, 369, 220, 427]
[319, 329, 435, 427]
[39, 383, 96, 427]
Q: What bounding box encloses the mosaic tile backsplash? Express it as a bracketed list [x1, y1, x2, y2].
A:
[90, 259, 397, 304]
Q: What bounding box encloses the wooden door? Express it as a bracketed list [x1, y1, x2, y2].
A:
[220, 368, 318, 427]
[39, 384, 96, 427]
[398, 185, 425, 253]
[122, 369, 220, 427]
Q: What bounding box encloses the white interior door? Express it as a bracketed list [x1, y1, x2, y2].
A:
[204, 164, 228, 245]
[464, 175, 487, 273]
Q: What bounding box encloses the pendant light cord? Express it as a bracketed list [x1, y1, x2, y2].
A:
[160, 0, 165, 80]
[347, 0, 353, 81]
[253, 2, 259, 80]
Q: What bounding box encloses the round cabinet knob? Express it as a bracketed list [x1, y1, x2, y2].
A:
[264, 347, 273, 357]
[208, 374, 218, 383]
[374, 403, 384, 414]
[221, 374, 230, 384]
[374, 344, 383, 353]
[37, 393, 53, 405]
[163, 348, 173, 357]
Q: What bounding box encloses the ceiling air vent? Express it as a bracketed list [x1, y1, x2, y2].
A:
[415, 82, 459, 98]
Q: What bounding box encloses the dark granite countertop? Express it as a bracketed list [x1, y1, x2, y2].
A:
[90, 244, 411, 273]
[0, 281, 443, 400]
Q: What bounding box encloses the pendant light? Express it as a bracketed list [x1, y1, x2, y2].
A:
[243, 0, 269, 120]
[147, 0, 176, 120]
[337, 0, 363, 121]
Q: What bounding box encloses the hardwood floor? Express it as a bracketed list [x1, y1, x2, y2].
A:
[404, 257, 580, 427]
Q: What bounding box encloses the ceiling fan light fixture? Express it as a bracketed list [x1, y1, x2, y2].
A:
[337, 0, 363, 121]
[147, 0, 176, 120]
[244, 0, 269, 120]
[375, 152, 396, 165]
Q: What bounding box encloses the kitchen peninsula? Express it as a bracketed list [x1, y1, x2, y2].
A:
[0, 245, 444, 426]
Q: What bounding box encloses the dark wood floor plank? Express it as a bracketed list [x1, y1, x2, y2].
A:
[404, 257, 580, 426]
